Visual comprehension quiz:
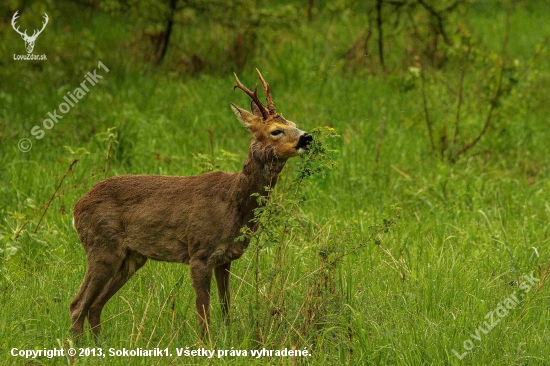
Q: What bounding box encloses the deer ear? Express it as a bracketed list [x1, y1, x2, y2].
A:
[250, 100, 263, 117]
[231, 103, 260, 129]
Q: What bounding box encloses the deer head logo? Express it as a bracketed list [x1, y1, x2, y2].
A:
[11, 11, 49, 54]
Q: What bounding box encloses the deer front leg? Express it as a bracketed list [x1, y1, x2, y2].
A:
[190, 259, 212, 338]
[214, 262, 231, 324]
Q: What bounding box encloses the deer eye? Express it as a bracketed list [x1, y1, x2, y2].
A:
[271, 130, 283, 136]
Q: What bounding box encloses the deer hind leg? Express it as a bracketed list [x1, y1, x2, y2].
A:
[69, 247, 125, 341]
[69, 279, 90, 338]
[87, 250, 147, 343]
[214, 262, 231, 324]
[190, 259, 212, 338]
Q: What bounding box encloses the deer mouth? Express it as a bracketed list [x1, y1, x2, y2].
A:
[296, 133, 313, 151]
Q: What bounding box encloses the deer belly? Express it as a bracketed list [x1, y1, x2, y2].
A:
[124, 231, 190, 264]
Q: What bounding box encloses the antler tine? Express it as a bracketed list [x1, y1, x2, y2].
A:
[33, 13, 49, 38]
[11, 11, 28, 37]
[233, 73, 269, 120]
[40, 14, 49, 31]
[11, 10, 18, 24]
[256, 69, 276, 115]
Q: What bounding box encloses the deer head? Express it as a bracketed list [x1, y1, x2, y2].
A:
[231, 69, 312, 161]
[11, 11, 49, 54]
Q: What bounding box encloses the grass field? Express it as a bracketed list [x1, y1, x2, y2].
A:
[1, 1, 550, 364]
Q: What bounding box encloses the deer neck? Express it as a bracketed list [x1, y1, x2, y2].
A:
[234, 142, 287, 223]
[241, 156, 286, 194]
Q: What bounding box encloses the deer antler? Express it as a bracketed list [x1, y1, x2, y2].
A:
[256, 69, 276, 115]
[233, 73, 270, 120]
[11, 11, 48, 40]
[30, 13, 49, 39]
[11, 11, 28, 38]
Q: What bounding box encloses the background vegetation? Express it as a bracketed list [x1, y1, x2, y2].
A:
[1, 0, 550, 364]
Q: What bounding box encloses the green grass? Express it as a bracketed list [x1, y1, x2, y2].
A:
[1, 1, 550, 365]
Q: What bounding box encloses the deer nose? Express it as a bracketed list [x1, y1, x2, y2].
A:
[296, 133, 313, 150]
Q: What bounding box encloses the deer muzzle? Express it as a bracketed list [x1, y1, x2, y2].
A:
[296, 133, 313, 151]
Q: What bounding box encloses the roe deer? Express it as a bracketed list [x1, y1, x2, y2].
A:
[70, 69, 312, 341]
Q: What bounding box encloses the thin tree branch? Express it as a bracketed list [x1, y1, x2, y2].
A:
[33, 159, 78, 234]
[443, 0, 464, 13]
[420, 67, 436, 152]
[456, 68, 503, 156]
[376, 0, 385, 68]
[457, 11, 510, 157]
[307, 0, 315, 23]
[453, 62, 466, 146]
[156, 0, 177, 66]
[11, 159, 80, 240]
[417, 0, 451, 45]
[13, 159, 78, 241]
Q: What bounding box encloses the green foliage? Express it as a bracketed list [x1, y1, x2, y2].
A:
[95, 0, 300, 69]
[409, 12, 550, 163]
[192, 150, 239, 173]
[295, 126, 339, 183]
[1, 1, 550, 365]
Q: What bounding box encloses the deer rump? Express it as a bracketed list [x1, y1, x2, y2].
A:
[74, 173, 247, 268]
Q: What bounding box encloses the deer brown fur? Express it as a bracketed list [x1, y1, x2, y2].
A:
[70, 69, 312, 341]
